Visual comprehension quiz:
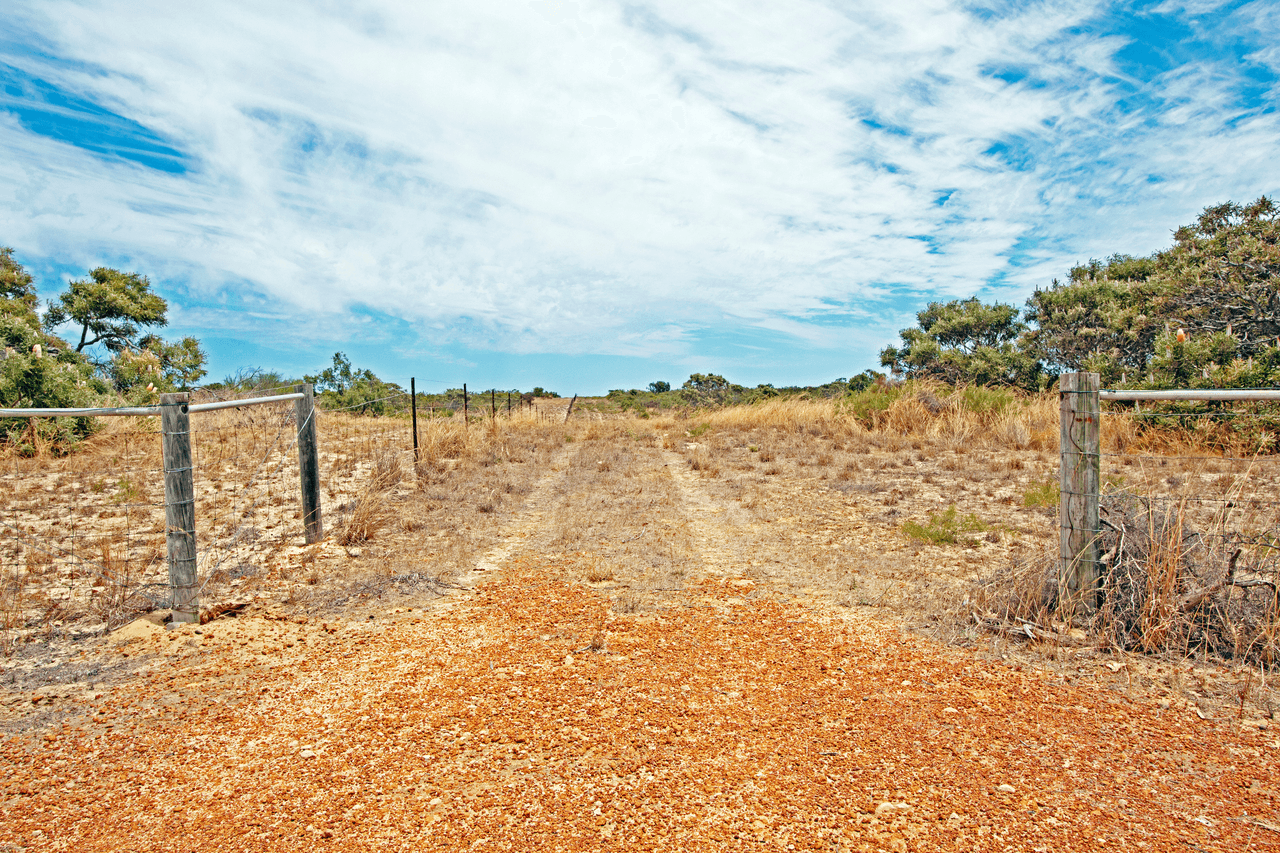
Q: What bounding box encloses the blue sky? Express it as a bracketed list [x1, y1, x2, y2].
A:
[2, 0, 1278, 395]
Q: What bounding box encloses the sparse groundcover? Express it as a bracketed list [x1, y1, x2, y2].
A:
[902, 505, 990, 546]
[1, 393, 1277, 852]
[1021, 478, 1057, 508]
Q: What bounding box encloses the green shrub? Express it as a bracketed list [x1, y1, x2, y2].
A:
[305, 352, 404, 416]
[902, 505, 988, 546]
[0, 353, 107, 454]
[842, 382, 913, 428]
[1022, 479, 1058, 508]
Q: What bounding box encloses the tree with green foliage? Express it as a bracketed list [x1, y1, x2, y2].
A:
[0, 249, 107, 453]
[108, 334, 207, 395]
[1, 247, 41, 342]
[648, 380, 670, 393]
[681, 373, 743, 405]
[847, 370, 886, 392]
[1022, 254, 1162, 382]
[305, 352, 402, 414]
[44, 267, 168, 353]
[39, 264, 207, 399]
[880, 297, 1047, 390]
[1024, 196, 1280, 387]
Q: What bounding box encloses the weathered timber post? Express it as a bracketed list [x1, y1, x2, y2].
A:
[410, 377, 419, 463]
[1060, 372, 1101, 614]
[491, 388, 496, 420]
[564, 394, 577, 424]
[295, 384, 323, 543]
[463, 383, 468, 427]
[161, 393, 198, 623]
[507, 392, 511, 415]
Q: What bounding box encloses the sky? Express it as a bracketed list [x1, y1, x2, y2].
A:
[1, 0, 1278, 395]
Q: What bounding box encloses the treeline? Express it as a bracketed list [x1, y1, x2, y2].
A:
[605, 373, 860, 415]
[881, 196, 1280, 391]
[209, 353, 561, 418]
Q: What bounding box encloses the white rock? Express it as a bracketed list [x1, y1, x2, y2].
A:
[299, 749, 316, 759]
[997, 784, 1016, 794]
[875, 802, 911, 816]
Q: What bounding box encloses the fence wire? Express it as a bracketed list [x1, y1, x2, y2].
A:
[1081, 404, 1280, 661]
[0, 392, 385, 652]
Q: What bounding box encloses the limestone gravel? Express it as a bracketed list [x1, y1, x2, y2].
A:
[2, 556, 1278, 851]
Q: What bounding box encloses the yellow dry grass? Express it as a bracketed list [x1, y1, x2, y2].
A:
[0, 402, 569, 650]
[652, 391, 1060, 452]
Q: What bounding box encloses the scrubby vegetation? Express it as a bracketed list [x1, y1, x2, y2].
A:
[883, 196, 1280, 394]
[0, 248, 209, 453]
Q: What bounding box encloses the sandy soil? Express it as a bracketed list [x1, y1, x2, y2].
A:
[1, 427, 1278, 852]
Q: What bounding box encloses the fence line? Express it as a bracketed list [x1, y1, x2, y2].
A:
[0, 380, 571, 644]
[0, 386, 322, 627]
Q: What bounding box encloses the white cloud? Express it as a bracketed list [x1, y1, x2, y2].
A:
[0, 0, 1277, 365]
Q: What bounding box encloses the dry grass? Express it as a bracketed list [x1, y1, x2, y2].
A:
[3, 389, 1277, 719]
[654, 391, 1059, 452]
[0, 403, 567, 650]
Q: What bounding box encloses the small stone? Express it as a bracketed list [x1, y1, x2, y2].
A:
[943, 707, 958, 714]
[875, 802, 911, 816]
[299, 749, 316, 759]
[997, 784, 1016, 794]
[948, 812, 962, 821]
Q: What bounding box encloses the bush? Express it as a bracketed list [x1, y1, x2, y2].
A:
[0, 248, 108, 453]
[0, 353, 107, 454]
[902, 505, 988, 546]
[305, 352, 404, 415]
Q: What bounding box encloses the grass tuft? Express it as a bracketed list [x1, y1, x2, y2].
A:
[902, 505, 988, 546]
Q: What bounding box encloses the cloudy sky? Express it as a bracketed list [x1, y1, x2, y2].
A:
[2, 0, 1277, 394]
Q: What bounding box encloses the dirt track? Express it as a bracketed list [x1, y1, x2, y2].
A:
[2, 437, 1279, 852]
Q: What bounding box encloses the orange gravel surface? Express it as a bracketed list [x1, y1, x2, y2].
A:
[2, 556, 1278, 852]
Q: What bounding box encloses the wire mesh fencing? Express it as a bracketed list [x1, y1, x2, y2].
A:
[1056, 374, 1280, 664]
[0, 420, 166, 649]
[0, 390, 322, 653]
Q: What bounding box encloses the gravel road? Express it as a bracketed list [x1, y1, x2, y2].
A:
[1, 441, 1277, 852]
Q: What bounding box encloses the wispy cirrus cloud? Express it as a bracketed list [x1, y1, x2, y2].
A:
[0, 0, 1276, 387]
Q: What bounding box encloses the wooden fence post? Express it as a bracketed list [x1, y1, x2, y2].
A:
[1060, 372, 1101, 614]
[491, 388, 496, 421]
[295, 384, 323, 543]
[463, 383, 468, 427]
[564, 394, 577, 424]
[161, 393, 198, 624]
